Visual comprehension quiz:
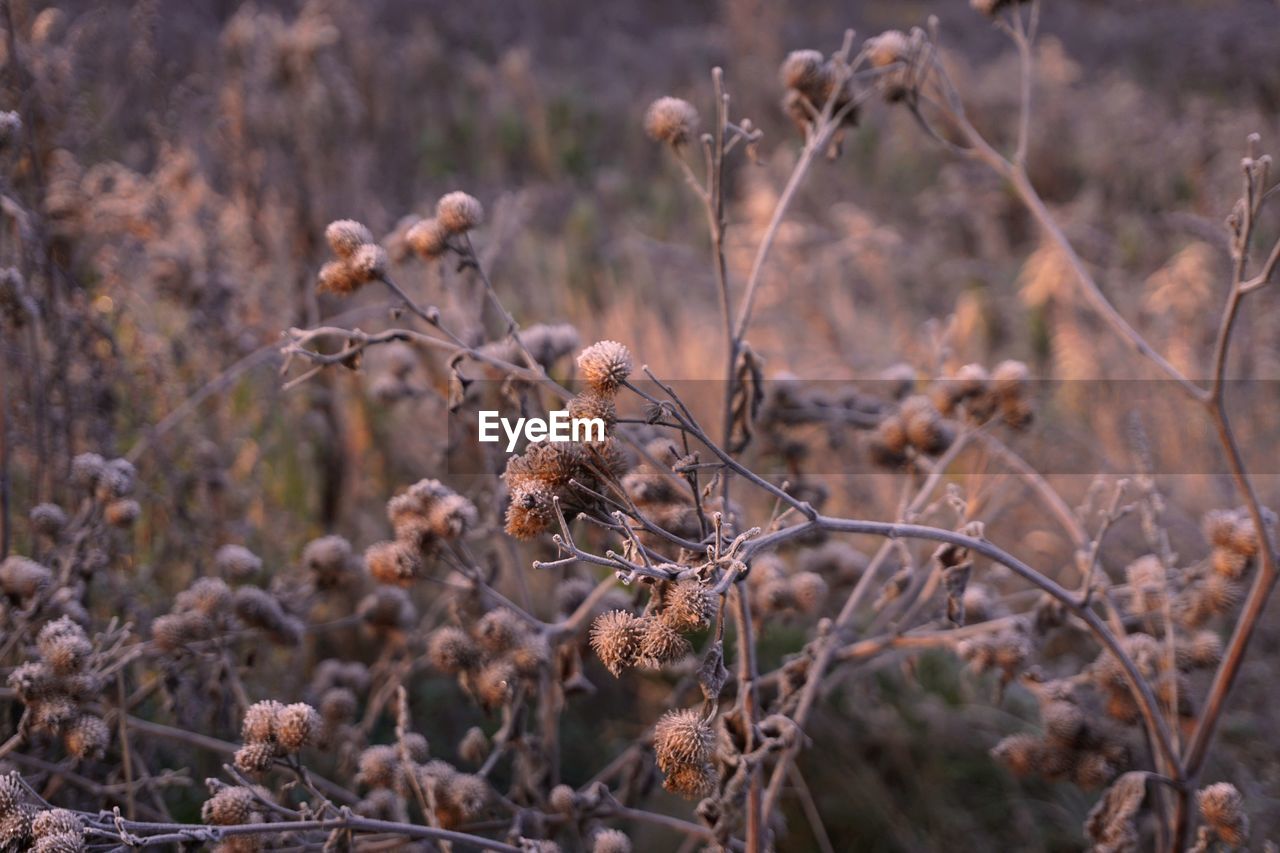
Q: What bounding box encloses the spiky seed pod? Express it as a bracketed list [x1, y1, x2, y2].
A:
[215, 545, 263, 581]
[643, 97, 700, 146]
[0, 774, 25, 813]
[0, 556, 53, 599]
[1211, 547, 1250, 579]
[756, 580, 795, 615]
[1198, 782, 1248, 845]
[150, 612, 212, 651]
[70, 453, 105, 490]
[568, 391, 617, 431]
[865, 30, 914, 100]
[325, 220, 374, 259]
[234, 741, 278, 774]
[318, 260, 360, 295]
[473, 661, 518, 708]
[29, 504, 68, 537]
[779, 50, 829, 100]
[358, 586, 416, 630]
[302, 535, 358, 589]
[991, 733, 1043, 776]
[365, 540, 422, 586]
[1202, 574, 1243, 614]
[436, 192, 484, 234]
[1042, 700, 1086, 745]
[662, 761, 717, 800]
[504, 486, 555, 540]
[900, 396, 953, 454]
[31, 809, 82, 839]
[0, 806, 33, 847]
[350, 244, 388, 284]
[354, 789, 403, 821]
[590, 610, 643, 676]
[653, 708, 714, 772]
[459, 727, 490, 766]
[475, 608, 526, 654]
[441, 773, 487, 823]
[592, 828, 632, 853]
[242, 700, 283, 744]
[37, 618, 91, 675]
[428, 494, 478, 541]
[509, 634, 550, 677]
[202, 787, 258, 825]
[991, 359, 1029, 397]
[357, 745, 401, 789]
[275, 703, 321, 752]
[1188, 630, 1223, 668]
[318, 687, 358, 726]
[790, 572, 829, 615]
[661, 580, 714, 632]
[32, 830, 85, 852]
[407, 217, 450, 259]
[549, 784, 577, 815]
[427, 627, 480, 674]
[103, 498, 140, 527]
[637, 617, 692, 669]
[63, 714, 110, 760]
[576, 341, 633, 394]
[1072, 752, 1116, 790]
[400, 731, 429, 763]
[176, 577, 233, 616]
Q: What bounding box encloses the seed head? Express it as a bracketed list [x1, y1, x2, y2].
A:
[473, 661, 518, 708]
[991, 733, 1042, 776]
[475, 608, 526, 654]
[637, 617, 691, 668]
[29, 504, 68, 538]
[63, 714, 109, 760]
[215, 545, 262, 581]
[176, 577, 233, 615]
[504, 486, 555, 540]
[661, 580, 714, 632]
[1197, 782, 1248, 846]
[234, 741, 278, 774]
[429, 494, 478, 540]
[407, 217, 450, 259]
[31, 809, 82, 839]
[0, 774, 26, 814]
[358, 586, 416, 631]
[427, 626, 480, 674]
[568, 391, 617, 431]
[325, 220, 374, 259]
[436, 192, 484, 234]
[0, 806, 33, 846]
[0, 556, 53, 600]
[590, 610, 643, 676]
[302, 535, 357, 588]
[103, 498, 140, 527]
[202, 787, 259, 825]
[318, 260, 360, 295]
[790, 571, 828, 615]
[319, 687, 358, 724]
[350, 244, 388, 283]
[779, 50, 829, 100]
[644, 97, 700, 146]
[275, 702, 321, 752]
[662, 761, 717, 799]
[357, 745, 401, 789]
[37, 618, 91, 675]
[591, 828, 632, 853]
[577, 341, 632, 394]
[459, 727, 490, 765]
[365, 540, 422, 586]
[653, 708, 714, 772]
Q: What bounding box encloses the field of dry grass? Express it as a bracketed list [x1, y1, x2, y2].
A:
[2, 1, 1280, 850]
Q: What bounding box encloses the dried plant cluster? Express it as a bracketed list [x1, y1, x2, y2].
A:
[1, 1, 1279, 851]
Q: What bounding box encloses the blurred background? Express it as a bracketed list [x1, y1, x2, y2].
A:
[3, 0, 1280, 848]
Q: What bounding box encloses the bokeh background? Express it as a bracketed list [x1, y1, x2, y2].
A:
[3, 0, 1280, 848]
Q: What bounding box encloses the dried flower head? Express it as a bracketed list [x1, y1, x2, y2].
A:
[644, 97, 700, 146]
[365, 540, 423, 585]
[325, 220, 374, 259]
[31, 809, 82, 839]
[475, 608, 526, 654]
[0, 556, 53, 600]
[29, 504, 68, 537]
[590, 610, 643, 676]
[37, 618, 91, 675]
[202, 787, 260, 826]
[275, 703, 321, 751]
[215, 544, 262, 581]
[637, 617, 692, 668]
[357, 745, 401, 789]
[242, 700, 283, 744]
[504, 486, 555, 540]
[436, 192, 484, 234]
[63, 714, 110, 760]
[427, 626, 480, 674]
[662, 760, 717, 800]
[234, 741, 277, 774]
[653, 708, 714, 772]
[577, 341, 633, 394]
[779, 50, 830, 99]
[591, 828, 632, 853]
[661, 580, 714, 631]
[790, 571, 829, 615]
[407, 216, 450, 259]
[1197, 782, 1248, 846]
